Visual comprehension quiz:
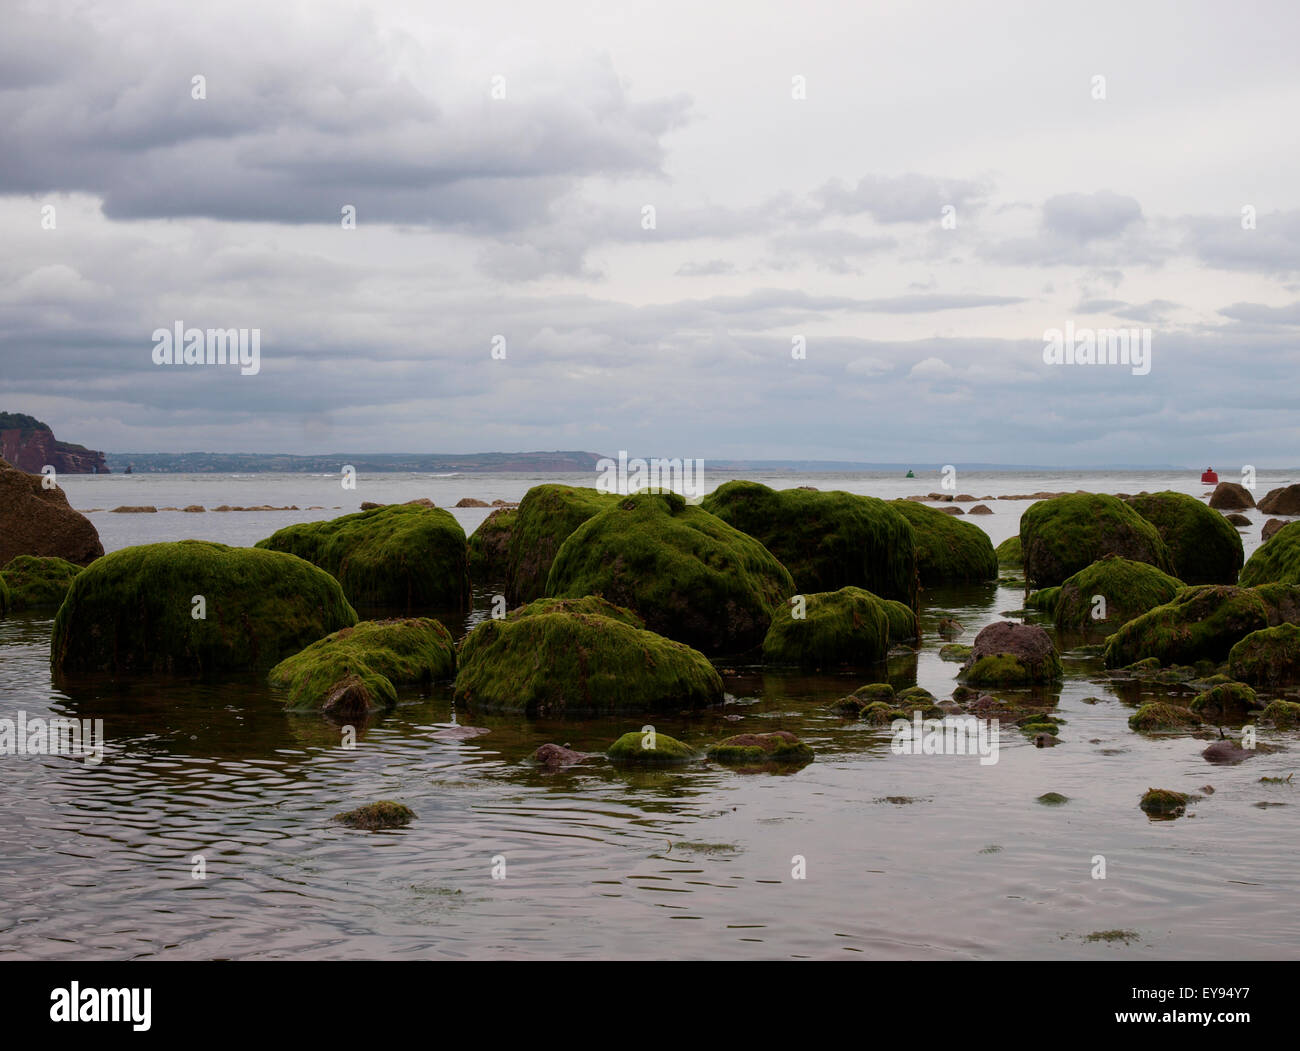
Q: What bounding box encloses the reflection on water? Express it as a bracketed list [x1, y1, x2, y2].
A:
[3, 567, 1298, 961]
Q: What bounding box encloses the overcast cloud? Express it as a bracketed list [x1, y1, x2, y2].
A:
[2, 0, 1298, 465]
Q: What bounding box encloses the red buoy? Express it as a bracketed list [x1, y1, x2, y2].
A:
[1201, 468, 1218, 484]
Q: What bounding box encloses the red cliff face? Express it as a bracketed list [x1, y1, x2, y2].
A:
[0, 427, 110, 474]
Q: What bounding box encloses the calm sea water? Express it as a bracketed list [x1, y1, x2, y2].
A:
[2, 469, 1297, 959]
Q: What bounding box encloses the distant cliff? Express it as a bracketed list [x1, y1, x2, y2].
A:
[0, 413, 110, 474]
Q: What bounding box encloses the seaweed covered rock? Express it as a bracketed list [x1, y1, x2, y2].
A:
[504, 595, 645, 628]
[0, 555, 81, 611]
[1257, 484, 1300, 515]
[0, 572, 8, 615]
[1020, 492, 1173, 587]
[1228, 623, 1300, 688]
[761, 587, 892, 669]
[890, 500, 997, 585]
[269, 618, 456, 714]
[505, 485, 617, 604]
[607, 730, 699, 765]
[881, 599, 919, 643]
[1190, 681, 1260, 723]
[1239, 521, 1300, 587]
[454, 603, 724, 714]
[1208, 482, 1255, 510]
[546, 491, 795, 654]
[1140, 788, 1190, 817]
[467, 507, 516, 589]
[1128, 702, 1200, 731]
[994, 535, 1022, 567]
[1052, 555, 1184, 630]
[700, 481, 916, 606]
[0, 460, 104, 567]
[960, 620, 1062, 685]
[1102, 585, 1298, 668]
[707, 731, 813, 766]
[333, 801, 415, 830]
[1260, 699, 1300, 728]
[256, 504, 469, 613]
[1124, 491, 1243, 584]
[51, 541, 358, 677]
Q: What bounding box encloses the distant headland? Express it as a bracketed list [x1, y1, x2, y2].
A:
[0, 413, 110, 474]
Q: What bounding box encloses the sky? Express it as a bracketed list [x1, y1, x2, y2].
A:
[2, 0, 1298, 466]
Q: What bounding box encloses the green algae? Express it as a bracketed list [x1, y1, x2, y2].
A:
[51, 540, 358, 678]
[1228, 622, 1300, 688]
[1128, 702, 1201, 731]
[256, 503, 468, 613]
[505, 485, 617, 604]
[1051, 555, 1184, 631]
[889, 499, 998, 585]
[268, 617, 455, 712]
[1240, 521, 1300, 587]
[504, 595, 645, 628]
[0, 555, 81, 611]
[1260, 699, 1300, 728]
[1020, 492, 1174, 587]
[1102, 585, 1281, 668]
[706, 730, 813, 766]
[1190, 681, 1260, 722]
[963, 650, 1063, 686]
[467, 508, 516, 589]
[607, 730, 699, 764]
[333, 801, 415, 830]
[700, 481, 917, 606]
[1125, 490, 1244, 584]
[995, 535, 1023, 567]
[1139, 788, 1189, 816]
[1037, 792, 1069, 805]
[454, 605, 724, 715]
[760, 586, 890, 669]
[546, 490, 795, 655]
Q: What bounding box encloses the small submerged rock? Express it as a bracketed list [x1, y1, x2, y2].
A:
[1140, 788, 1190, 817]
[1202, 739, 1257, 764]
[532, 743, 596, 769]
[333, 800, 415, 830]
[707, 731, 813, 767]
[607, 731, 698, 765]
[1037, 792, 1069, 805]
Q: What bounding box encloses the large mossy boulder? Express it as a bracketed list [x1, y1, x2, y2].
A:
[505, 485, 617, 605]
[761, 586, 891, 669]
[1102, 584, 1299, 668]
[1020, 492, 1173, 587]
[503, 594, 646, 628]
[453, 602, 724, 715]
[960, 620, 1062, 684]
[0, 555, 81, 611]
[51, 541, 358, 677]
[700, 481, 916, 606]
[546, 491, 795, 654]
[1124, 491, 1243, 584]
[256, 504, 468, 613]
[268, 618, 456, 714]
[995, 535, 1023, 567]
[1190, 681, 1260, 723]
[0, 460, 104, 567]
[1228, 623, 1300, 688]
[467, 507, 516, 589]
[1239, 521, 1300, 587]
[1053, 555, 1184, 630]
[889, 500, 997, 585]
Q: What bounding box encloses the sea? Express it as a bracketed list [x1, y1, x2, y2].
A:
[1, 468, 1297, 959]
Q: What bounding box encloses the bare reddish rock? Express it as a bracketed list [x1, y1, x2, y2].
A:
[1208, 481, 1255, 510]
[111, 505, 157, 513]
[1262, 518, 1287, 543]
[455, 497, 491, 507]
[1258, 484, 1300, 515]
[939, 505, 965, 515]
[182, 505, 205, 513]
[0, 459, 104, 566]
[968, 504, 993, 514]
[0, 419, 109, 474]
